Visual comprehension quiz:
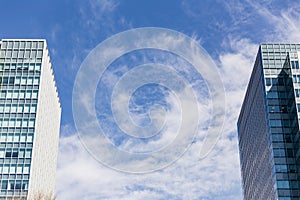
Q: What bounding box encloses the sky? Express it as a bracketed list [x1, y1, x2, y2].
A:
[1, 0, 300, 199]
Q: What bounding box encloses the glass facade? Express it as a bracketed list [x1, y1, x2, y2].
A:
[0, 40, 61, 199]
[238, 44, 300, 200]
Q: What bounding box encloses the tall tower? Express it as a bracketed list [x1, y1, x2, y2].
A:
[238, 44, 300, 200]
[0, 39, 61, 199]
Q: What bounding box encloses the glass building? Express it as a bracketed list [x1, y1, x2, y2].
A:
[238, 44, 300, 200]
[0, 39, 61, 199]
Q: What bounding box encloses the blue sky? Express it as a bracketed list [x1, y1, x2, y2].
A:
[1, 0, 300, 199]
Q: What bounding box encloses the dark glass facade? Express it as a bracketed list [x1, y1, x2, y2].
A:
[238, 44, 300, 200]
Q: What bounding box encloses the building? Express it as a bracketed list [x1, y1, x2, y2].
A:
[238, 44, 300, 200]
[0, 39, 61, 199]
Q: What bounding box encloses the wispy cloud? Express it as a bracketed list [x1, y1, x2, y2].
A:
[55, 1, 300, 199]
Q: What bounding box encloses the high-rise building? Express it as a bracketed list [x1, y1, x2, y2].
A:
[0, 39, 61, 199]
[238, 44, 300, 200]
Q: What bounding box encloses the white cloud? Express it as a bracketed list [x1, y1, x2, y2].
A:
[55, 1, 300, 199]
[55, 123, 242, 200]
[246, 0, 300, 42]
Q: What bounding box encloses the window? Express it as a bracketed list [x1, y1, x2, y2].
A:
[20, 41, 25, 48]
[12, 50, 18, 58]
[0, 149, 5, 157]
[18, 50, 24, 58]
[24, 50, 30, 58]
[23, 165, 30, 174]
[30, 50, 37, 58]
[37, 50, 43, 58]
[9, 132, 17, 141]
[1, 181, 8, 189]
[16, 165, 22, 173]
[25, 41, 31, 48]
[20, 135, 26, 142]
[27, 135, 33, 142]
[9, 165, 16, 173]
[267, 92, 278, 98]
[33, 77, 39, 85]
[24, 104, 30, 113]
[30, 105, 37, 113]
[2, 165, 9, 174]
[25, 150, 31, 158]
[273, 149, 285, 157]
[270, 119, 282, 127]
[266, 78, 271, 86]
[5, 151, 12, 157]
[32, 91, 38, 99]
[291, 61, 299, 69]
[277, 181, 289, 188]
[19, 149, 25, 157]
[25, 91, 31, 99]
[29, 119, 35, 127]
[12, 150, 18, 157]
[295, 89, 300, 97]
[272, 134, 283, 142]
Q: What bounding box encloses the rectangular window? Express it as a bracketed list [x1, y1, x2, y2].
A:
[20, 41, 25, 48]
[277, 180, 289, 188]
[23, 165, 30, 174]
[33, 77, 39, 85]
[266, 78, 271, 86]
[25, 41, 31, 48]
[3, 165, 9, 174]
[267, 92, 278, 99]
[21, 77, 26, 85]
[20, 135, 26, 142]
[17, 105, 23, 112]
[25, 91, 31, 99]
[22, 119, 28, 127]
[30, 50, 37, 58]
[273, 149, 285, 157]
[25, 150, 31, 158]
[24, 50, 30, 58]
[275, 164, 287, 172]
[35, 63, 41, 71]
[18, 50, 24, 58]
[19, 149, 25, 157]
[14, 135, 19, 142]
[29, 119, 35, 127]
[295, 89, 300, 97]
[37, 50, 43, 58]
[6, 90, 13, 98]
[9, 165, 16, 173]
[1, 181, 8, 190]
[32, 91, 38, 99]
[0, 149, 5, 157]
[6, 50, 12, 58]
[27, 135, 33, 142]
[4, 105, 10, 113]
[7, 134, 13, 142]
[8, 119, 15, 127]
[24, 104, 30, 113]
[15, 77, 21, 85]
[16, 119, 22, 127]
[270, 119, 282, 127]
[30, 105, 37, 113]
[32, 41, 38, 49]
[16, 165, 22, 173]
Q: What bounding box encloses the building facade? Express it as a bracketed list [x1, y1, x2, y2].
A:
[0, 39, 61, 199]
[238, 44, 300, 200]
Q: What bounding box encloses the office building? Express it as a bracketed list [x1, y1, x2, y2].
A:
[0, 39, 61, 199]
[238, 44, 300, 200]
